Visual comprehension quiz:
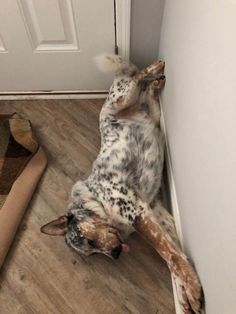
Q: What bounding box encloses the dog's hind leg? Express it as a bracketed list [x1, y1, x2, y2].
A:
[145, 76, 166, 125]
[133, 60, 165, 82]
[116, 88, 150, 122]
[115, 60, 165, 113]
[99, 78, 140, 126]
[116, 60, 165, 112]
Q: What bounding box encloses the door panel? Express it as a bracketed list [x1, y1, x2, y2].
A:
[0, 0, 114, 91]
[19, 0, 79, 51]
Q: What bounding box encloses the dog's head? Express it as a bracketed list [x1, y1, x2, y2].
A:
[40, 210, 129, 259]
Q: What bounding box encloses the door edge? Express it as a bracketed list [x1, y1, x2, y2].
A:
[115, 0, 131, 60]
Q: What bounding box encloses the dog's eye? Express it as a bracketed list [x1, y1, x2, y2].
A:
[87, 239, 95, 247]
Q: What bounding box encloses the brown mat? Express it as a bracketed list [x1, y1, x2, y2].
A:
[0, 113, 47, 268]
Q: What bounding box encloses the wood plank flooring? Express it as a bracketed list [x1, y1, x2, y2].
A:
[0, 99, 175, 314]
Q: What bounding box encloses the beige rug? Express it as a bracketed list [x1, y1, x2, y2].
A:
[0, 113, 47, 268]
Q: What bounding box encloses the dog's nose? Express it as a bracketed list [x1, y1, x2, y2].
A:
[111, 245, 122, 259]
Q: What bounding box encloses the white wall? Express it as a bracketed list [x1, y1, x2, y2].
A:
[130, 0, 164, 68]
[159, 1, 236, 313]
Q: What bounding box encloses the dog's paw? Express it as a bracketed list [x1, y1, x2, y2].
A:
[172, 256, 203, 313]
[182, 266, 203, 313]
[173, 275, 193, 314]
[150, 60, 165, 75]
[151, 76, 166, 90]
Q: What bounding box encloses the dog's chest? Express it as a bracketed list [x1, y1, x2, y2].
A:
[88, 170, 139, 224]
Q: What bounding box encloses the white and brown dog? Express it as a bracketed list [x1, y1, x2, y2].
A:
[41, 55, 203, 313]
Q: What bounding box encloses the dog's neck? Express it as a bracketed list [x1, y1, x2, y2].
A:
[69, 180, 107, 219]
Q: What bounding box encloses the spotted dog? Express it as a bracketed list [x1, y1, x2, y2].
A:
[41, 55, 203, 314]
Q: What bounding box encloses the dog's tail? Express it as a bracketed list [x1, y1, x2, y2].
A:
[94, 53, 137, 76]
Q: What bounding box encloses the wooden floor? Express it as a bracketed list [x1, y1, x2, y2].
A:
[0, 99, 175, 314]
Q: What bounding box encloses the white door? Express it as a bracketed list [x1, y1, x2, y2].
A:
[0, 0, 115, 92]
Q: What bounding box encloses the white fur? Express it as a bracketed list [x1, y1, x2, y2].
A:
[94, 53, 137, 76]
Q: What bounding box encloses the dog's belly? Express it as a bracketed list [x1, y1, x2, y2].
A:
[95, 120, 165, 204]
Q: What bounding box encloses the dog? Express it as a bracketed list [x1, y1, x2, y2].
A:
[41, 55, 203, 313]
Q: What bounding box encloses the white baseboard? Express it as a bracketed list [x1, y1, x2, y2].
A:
[159, 103, 184, 246]
[0, 92, 108, 100]
[159, 101, 184, 314]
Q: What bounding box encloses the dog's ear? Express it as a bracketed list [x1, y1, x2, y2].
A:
[40, 215, 68, 236]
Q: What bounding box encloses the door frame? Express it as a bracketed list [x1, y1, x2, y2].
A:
[115, 0, 131, 60]
[0, 0, 131, 99]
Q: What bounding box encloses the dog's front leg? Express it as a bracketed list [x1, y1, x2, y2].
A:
[152, 201, 195, 314]
[133, 201, 203, 314]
